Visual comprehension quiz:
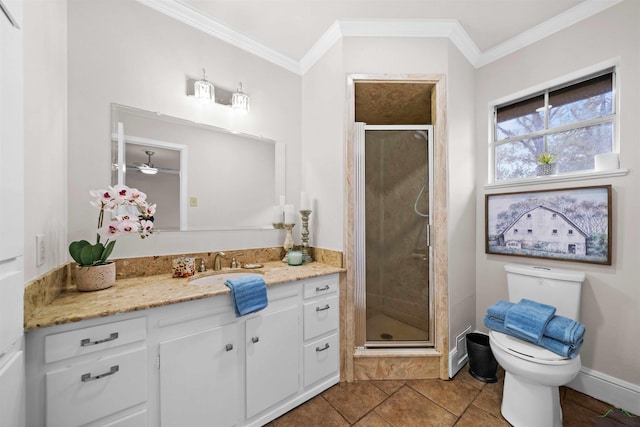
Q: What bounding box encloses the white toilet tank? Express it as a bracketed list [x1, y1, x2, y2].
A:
[504, 264, 585, 320]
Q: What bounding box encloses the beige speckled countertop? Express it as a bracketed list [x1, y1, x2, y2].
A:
[25, 261, 344, 330]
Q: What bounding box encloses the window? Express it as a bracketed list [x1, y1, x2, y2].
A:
[526, 213, 532, 218]
[513, 228, 519, 234]
[527, 229, 533, 234]
[493, 69, 615, 181]
[552, 229, 558, 235]
[568, 230, 574, 235]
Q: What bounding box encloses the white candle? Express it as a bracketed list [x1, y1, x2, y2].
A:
[300, 192, 310, 211]
[272, 205, 283, 224]
[279, 195, 285, 206]
[284, 204, 295, 224]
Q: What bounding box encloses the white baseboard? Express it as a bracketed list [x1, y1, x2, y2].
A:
[448, 347, 468, 378]
[567, 367, 640, 415]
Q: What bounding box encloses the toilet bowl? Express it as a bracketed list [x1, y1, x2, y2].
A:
[489, 330, 581, 427]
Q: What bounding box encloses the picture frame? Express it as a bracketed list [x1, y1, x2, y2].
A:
[485, 185, 611, 265]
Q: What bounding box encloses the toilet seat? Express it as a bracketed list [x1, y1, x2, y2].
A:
[490, 330, 572, 365]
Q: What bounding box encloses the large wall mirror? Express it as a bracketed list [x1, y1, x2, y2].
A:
[111, 104, 284, 231]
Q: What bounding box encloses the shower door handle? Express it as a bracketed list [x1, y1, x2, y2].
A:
[426, 224, 431, 247]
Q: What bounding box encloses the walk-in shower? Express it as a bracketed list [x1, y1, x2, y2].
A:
[354, 124, 434, 348]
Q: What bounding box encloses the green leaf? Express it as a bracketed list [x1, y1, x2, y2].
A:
[100, 240, 116, 263]
[69, 240, 90, 264]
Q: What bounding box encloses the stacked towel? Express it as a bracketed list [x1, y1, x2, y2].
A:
[484, 299, 585, 359]
[225, 275, 268, 317]
[504, 299, 556, 344]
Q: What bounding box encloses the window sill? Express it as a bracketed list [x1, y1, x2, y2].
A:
[484, 168, 629, 190]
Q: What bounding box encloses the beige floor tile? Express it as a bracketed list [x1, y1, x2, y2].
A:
[322, 381, 389, 424]
[371, 379, 406, 395]
[352, 411, 393, 427]
[272, 395, 348, 427]
[374, 385, 457, 427]
[407, 378, 480, 416]
[456, 404, 510, 427]
[471, 382, 504, 418]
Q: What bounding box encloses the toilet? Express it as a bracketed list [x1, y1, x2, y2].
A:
[489, 263, 585, 427]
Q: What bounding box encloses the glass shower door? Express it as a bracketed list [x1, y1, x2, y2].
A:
[362, 126, 434, 347]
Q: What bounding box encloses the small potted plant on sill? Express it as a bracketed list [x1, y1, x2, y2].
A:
[69, 184, 156, 291]
[536, 152, 559, 176]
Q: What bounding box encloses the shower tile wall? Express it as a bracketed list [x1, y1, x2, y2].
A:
[365, 131, 429, 340]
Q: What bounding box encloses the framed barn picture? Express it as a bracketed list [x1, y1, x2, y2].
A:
[485, 185, 611, 265]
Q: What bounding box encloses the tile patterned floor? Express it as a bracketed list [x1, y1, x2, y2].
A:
[268, 367, 638, 426]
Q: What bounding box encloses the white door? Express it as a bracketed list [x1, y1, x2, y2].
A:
[159, 323, 240, 427]
[245, 305, 299, 418]
[0, 351, 24, 427]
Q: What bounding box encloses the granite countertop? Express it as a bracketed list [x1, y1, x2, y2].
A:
[24, 261, 344, 330]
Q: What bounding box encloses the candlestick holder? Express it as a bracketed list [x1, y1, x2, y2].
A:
[272, 222, 284, 229]
[282, 223, 295, 262]
[299, 210, 313, 264]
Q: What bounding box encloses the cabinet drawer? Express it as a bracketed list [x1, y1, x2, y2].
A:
[303, 275, 338, 299]
[303, 295, 338, 340]
[46, 347, 147, 427]
[45, 317, 146, 363]
[304, 333, 338, 387]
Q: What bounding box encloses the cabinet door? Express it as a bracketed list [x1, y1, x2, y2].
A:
[0, 350, 25, 427]
[246, 305, 299, 418]
[159, 323, 239, 427]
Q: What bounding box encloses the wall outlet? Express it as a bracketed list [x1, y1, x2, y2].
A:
[36, 234, 46, 267]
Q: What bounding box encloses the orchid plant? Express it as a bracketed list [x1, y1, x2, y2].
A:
[69, 184, 157, 267]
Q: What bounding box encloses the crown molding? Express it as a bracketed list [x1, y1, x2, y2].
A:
[136, 0, 301, 74]
[137, 0, 624, 75]
[476, 0, 625, 67]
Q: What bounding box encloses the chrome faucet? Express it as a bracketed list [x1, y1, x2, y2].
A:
[213, 252, 226, 271]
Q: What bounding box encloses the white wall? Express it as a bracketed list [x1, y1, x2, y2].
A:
[23, 0, 68, 282]
[66, 0, 302, 258]
[445, 40, 477, 373]
[475, 0, 640, 385]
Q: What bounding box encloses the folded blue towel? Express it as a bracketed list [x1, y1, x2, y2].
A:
[545, 315, 585, 345]
[224, 275, 268, 317]
[486, 300, 585, 345]
[487, 300, 513, 320]
[504, 299, 556, 344]
[484, 315, 584, 359]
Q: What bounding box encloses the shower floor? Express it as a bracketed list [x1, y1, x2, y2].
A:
[366, 313, 427, 342]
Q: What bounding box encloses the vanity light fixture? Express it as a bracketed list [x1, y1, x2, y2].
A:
[231, 82, 250, 113]
[138, 151, 158, 175]
[194, 68, 214, 104]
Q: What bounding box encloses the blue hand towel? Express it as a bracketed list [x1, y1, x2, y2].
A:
[484, 315, 584, 359]
[224, 275, 268, 317]
[504, 299, 556, 345]
[487, 300, 513, 321]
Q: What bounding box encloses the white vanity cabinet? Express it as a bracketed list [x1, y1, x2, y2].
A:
[25, 317, 148, 427]
[26, 273, 341, 427]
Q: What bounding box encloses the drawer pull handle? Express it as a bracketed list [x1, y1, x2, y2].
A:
[315, 285, 330, 292]
[251, 336, 259, 344]
[81, 365, 119, 382]
[316, 304, 330, 312]
[80, 332, 118, 347]
[316, 343, 330, 352]
[225, 344, 233, 351]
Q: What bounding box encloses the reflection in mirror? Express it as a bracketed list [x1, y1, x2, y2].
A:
[111, 104, 281, 231]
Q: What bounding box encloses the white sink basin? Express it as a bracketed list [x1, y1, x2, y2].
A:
[188, 272, 262, 286]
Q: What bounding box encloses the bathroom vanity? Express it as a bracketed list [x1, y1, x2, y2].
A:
[24, 266, 341, 427]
